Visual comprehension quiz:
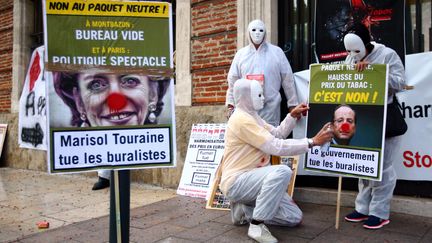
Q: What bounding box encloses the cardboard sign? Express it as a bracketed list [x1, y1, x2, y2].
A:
[0, 124, 7, 158]
[177, 124, 226, 198]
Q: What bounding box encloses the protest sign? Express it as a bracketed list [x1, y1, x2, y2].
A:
[305, 64, 388, 181]
[294, 53, 432, 182]
[43, 0, 176, 173]
[43, 0, 172, 76]
[19, 46, 47, 150]
[177, 124, 226, 199]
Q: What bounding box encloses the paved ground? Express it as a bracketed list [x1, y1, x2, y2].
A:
[9, 197, 432, 243]
[1, 168, 432, 243]
[0, 168, 176, 242]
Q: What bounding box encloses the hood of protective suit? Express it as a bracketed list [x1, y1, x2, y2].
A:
[345, 41, 406, 100]
[247, 19, 267, 46]
[344, 33, 367, 62]
[233, 79, 263, 116]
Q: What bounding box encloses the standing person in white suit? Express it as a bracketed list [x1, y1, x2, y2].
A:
[220, 79, 333, 242]
[225, 19, 299, 126]
[342, 22, 406, 230]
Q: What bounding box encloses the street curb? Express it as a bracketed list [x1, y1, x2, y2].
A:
[294, 187, 432, 218]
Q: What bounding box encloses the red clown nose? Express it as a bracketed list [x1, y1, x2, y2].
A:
[341, 123, 351, 133]
[107, 92, 127, 111]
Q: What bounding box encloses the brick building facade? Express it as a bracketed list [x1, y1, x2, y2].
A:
[190, 0, 236, 105]
[0, 3, 13, 112]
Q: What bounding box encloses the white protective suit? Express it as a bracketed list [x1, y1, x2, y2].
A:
[226, 20, 298, 126]
[345, 42, 405, 220]
[220, 79, 308, 226]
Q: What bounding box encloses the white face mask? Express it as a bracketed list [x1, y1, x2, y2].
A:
[344, 33, 366, 63]
[250, 81, 264, 111]
[248, 20, 266, 45]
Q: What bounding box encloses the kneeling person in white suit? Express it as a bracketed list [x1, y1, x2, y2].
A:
[220, 79, 333, 243]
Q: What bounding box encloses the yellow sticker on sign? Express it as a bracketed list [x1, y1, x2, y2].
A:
[45, 0, 169, 18]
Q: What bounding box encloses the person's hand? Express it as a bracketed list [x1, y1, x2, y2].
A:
[290, 103, 309, 120]
[226, 104, 235, 120]
[355, 61, 370, 72]
[288, 106, 296, 113]
[311, 122, 334, 146]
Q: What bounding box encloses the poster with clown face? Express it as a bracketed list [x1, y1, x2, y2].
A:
[304, 63, 388, 181]
[43, 0, 175, 173]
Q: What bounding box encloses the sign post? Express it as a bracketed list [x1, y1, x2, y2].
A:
[109, 170, 130, 243]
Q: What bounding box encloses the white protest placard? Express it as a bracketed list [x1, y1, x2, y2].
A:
[177, 124, 226, 198]
[308, 147, 380, 178]
[18, 46, 47, 150]
[51, 127, 172, 172]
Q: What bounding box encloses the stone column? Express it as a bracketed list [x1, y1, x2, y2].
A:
[175, 0, 192, 106]
[11, 0, 33, 113]
[236, 0, 278, 49]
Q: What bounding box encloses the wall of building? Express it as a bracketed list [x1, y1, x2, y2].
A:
[0, 3, 13, 112]
[0, 1, 44, 170]
[190, 0, 237, 105]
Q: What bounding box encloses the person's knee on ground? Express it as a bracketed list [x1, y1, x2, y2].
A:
[291, 203, 303, 226]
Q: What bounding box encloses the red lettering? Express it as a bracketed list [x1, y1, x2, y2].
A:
[370, 9, 393, 16]
[415, 152, 422, 167]
[403, 150, 414, 167]
[403, 150, 432, 168]
[423, 155, 432, 167]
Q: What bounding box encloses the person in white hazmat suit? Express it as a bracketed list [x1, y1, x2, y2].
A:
[342, 23, 406, 230]
[220, 79, 333, 243]
[225, 19, 298, 126]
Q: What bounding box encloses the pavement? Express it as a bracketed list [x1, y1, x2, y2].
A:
[1, 167, 432, 243]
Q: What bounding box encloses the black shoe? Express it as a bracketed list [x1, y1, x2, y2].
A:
[345, 210, 368, 222]
[92, 177, 110, 190]
[363, 215, 390, 229]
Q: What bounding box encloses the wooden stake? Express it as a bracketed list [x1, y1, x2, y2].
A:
[114, 170, 122, 243]
[335, 176, 342, 229]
